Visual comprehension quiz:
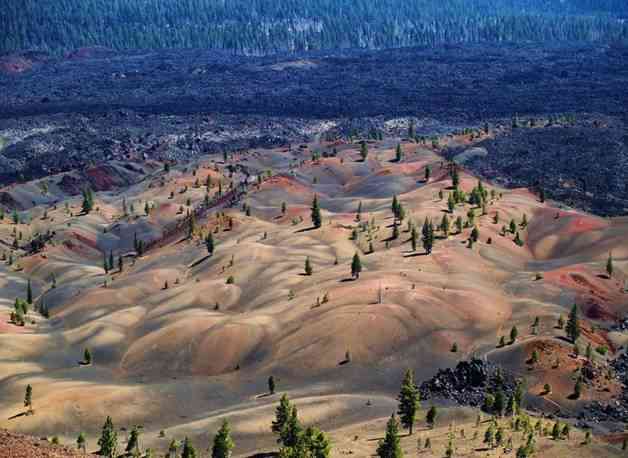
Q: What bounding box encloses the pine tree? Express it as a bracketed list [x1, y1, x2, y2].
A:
[272, 395, 292, 437]
[77, 432, 87, 452]
[411, 226, 417, 252]
[447, 193, 455, 213]
[268, 375, 276, 395]
[606, 252, 613, 278]
[212, 419, 235, 458]
[426, 406, 438, 428]
[98, 416, 118, 458]
[351, 253, 362, 279]
[440, 214, 450, 237]
[451, 166, 460, 189]
[391, 195, 399, 219]
[206, 233, 215, 255]
[470, 226, 479, 242]
[422, 218, 434, 255]
[126, 426, 140, 456]
[397, 369, 420, 435]
[311, 195, 322, 228]
[395, 144, 402, 162]
[181, 437, 197, 458]
[301, 426, 331, 458]
[81, 188, 94, 214]
[280, 406, 302, 448]
[376, 414, 403, 458]
[455, 216, 463, 234]
[26, 278, 33, 304]
[84, 348, 92, 365]
[510, 326, 518, 344]
[484, 424, 495, 448]
[360, 142, 368, 161]
[573, 377, 583, 399]
[566, 304, 580, 343]
[24, 384, 33, 413]
[304, 257, 313, 275]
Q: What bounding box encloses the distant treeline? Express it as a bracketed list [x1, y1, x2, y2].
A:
[2, 0, 628, 54]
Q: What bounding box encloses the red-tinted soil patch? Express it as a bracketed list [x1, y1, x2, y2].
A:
[0, 56, 33, 74]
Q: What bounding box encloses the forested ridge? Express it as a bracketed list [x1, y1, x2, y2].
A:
[1, 0, 628, 54]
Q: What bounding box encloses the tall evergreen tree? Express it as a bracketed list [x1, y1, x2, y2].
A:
[421, 218, 434, 255]
[376, 414, 403, 458]
[566, 304, 580, 343]
[206, 233, 215, 255]
[304, 257, 313, 275]
[280, 406, 303, 448]
[98, 416, 118, 458]
[272, 395, 292, 437]
[360, 142, 369, 161]
[301, 426, 331, 458]
[410, 226, 418, 252]
[311, 195, 322, 228]
[181, 437, 197, 458]
[26, 278, 32, 305]
[606, 252, 613, 278]
[125, 426, 140, 456]
[397, 369, 420, 435]
[426, 406, 438, 428]
[212, 419, 235, 458]
[77, 432, 87, 452]
[351, 253, 362, 279]
[81, 188, 94, 214]
[24, 384, 33, 413]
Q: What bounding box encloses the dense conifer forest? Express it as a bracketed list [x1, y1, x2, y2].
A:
[1, 0, 627, 54]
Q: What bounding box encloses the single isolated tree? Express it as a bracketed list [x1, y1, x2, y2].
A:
[311, 195, 322, 228]
[304, 257, 313, 276]
[206, 233, 215, 255]
[268, 375, 276, 395]
[510, 326, 518, 344]
[26, 278, 33, 305]
[606, 252, 613, 278]
[84, 348, 92, 365]
[360, 142, 369, 161]
[351, 253, 362, 279]
[397, 369, 420, 435]
[24, 384, 33, 414]
[566, 304, 580, 343]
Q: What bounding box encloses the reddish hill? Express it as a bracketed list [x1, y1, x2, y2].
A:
[0, 429, 95, 457]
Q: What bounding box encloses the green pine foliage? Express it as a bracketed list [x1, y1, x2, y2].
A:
[397, 369, 420, 435]
[2, 0, 627, 54]
[211, 419, 235, 458]
[376, 414, 404, 458]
